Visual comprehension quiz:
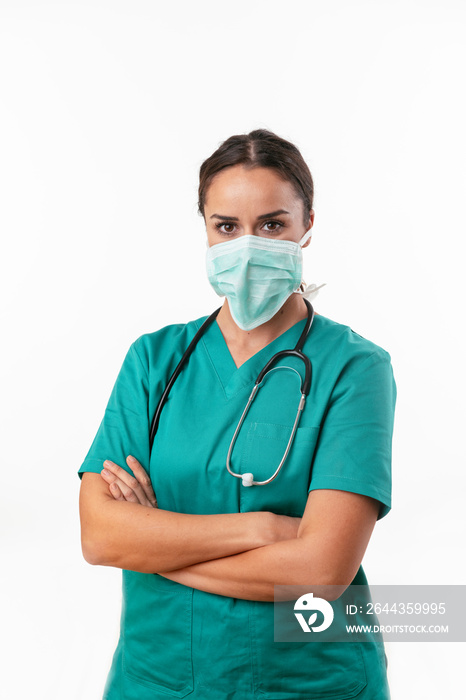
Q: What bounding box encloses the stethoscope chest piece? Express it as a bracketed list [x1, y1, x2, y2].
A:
[241, 473, 254, 487]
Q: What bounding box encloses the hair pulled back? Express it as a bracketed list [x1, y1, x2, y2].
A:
[198, 129, 314, 228]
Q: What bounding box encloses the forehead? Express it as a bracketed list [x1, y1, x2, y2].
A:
[204, 165, 301, 212]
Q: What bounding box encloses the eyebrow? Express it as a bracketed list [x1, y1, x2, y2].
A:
[209, 209, 290, 221]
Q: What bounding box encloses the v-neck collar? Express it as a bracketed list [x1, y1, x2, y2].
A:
[200, 316, 308, 400]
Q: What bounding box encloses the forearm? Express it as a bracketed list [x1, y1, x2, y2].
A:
[160, 533, 337, 602]
[81, 488, 276, 573]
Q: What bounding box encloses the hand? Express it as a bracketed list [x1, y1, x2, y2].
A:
[100, 455, 158, 508]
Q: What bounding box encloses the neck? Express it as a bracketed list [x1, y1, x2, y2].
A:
[216, 293, 308, 350]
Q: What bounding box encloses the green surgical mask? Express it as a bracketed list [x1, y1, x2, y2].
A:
[205, 231, 314, 331]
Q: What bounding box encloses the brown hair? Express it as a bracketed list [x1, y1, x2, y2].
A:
[198, 129, 314, 227]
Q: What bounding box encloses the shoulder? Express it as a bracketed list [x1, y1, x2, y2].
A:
[125, 313, 212, 371]
[307, 313, 396, 396]
[308, 313, 397, 411]
[310, 313, 392, 366]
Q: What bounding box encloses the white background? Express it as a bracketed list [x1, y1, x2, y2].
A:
[1, 1, 465, 698]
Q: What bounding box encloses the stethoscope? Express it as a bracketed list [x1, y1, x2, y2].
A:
[149, 298, 315, 487]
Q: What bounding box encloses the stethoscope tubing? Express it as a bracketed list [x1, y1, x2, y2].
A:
[149, 306, 221, 453]
[225, 298, 314, 486]
[148, 299, 315, 487]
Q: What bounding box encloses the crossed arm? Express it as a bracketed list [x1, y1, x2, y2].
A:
[79, 457, 380, 602]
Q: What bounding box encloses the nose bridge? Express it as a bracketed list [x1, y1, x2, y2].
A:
[243, 220, 258, 237]
[237, 220, 253, 237]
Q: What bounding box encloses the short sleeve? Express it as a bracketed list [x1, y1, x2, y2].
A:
[308, 350, 396, 520]
[77, 338, 150, 480]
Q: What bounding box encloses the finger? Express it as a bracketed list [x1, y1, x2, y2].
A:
[102, 469, 156, 507]
[101, 469, 140, 503]
[109, 481, 125, 501]
[102, 460, 154, 507]
[99, 469, 126, 501]
[126, 455, 158, 508]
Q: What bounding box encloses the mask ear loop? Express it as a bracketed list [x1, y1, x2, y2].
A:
[299, 228, 314, 247]
[297, 229, 326, 300]
[299, 282, 327, 300]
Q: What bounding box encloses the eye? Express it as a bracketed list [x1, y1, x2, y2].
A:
[215, 222, 237, 235]
[262, 220, 284, 233]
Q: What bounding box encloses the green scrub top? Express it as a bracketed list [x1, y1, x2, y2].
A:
[78, 311, 396, 700]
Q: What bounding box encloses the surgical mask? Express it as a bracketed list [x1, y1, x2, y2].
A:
[205, 230, 323, 331]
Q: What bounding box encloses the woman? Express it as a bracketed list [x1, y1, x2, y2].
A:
[78, 129, 396, 699]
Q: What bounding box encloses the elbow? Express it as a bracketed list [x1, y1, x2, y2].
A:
[81, 537, 103, 566]
[322, 583, 350, 602]
[80, 531, 112, 567]
[297, 578, 350, 603]
[313, 567, 360, 602]
[81, 542, 101, 566]
[295, 571, 350, 602]
[295, 537, 357, 602]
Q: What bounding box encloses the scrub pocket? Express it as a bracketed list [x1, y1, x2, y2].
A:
[251, 601, 367, 700]
[239, 422, 320, 516]
[122, 571, 194, 698]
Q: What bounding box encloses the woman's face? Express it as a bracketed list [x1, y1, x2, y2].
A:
[204, 165, 314, 247]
